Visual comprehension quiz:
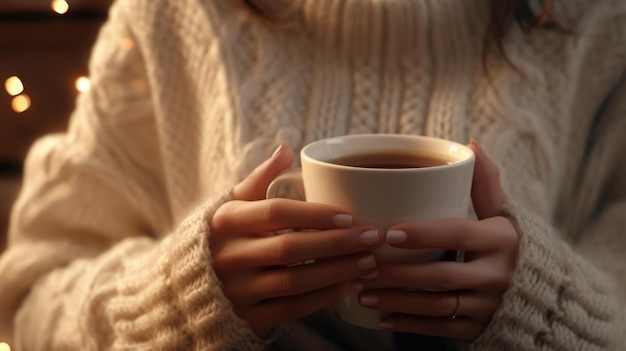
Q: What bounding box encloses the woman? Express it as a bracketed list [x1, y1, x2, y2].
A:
[0, 0, 624, 349]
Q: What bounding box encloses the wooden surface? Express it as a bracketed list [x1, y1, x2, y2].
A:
[0, 19, 104, 161]
[1, 0, 112, 162]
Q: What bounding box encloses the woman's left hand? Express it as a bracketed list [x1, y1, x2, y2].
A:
[358, 140, 519, 341]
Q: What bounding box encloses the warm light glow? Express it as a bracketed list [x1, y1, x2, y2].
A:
[11, 94, 31, 113]
[75, 76, 91, 92]
[0, 342, 11, 351]
[4, 76, 24, 96]
[121, 38, 135, 50]
[51, 0, 70, 15]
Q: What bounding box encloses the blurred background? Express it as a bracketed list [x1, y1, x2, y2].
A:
[0, 0, 113, 264]
[1, 1, 113, 348]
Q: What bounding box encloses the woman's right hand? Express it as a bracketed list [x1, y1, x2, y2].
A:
[209, 143, 382, 337]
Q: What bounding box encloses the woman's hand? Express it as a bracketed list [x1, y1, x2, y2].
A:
[210, 143, 382, 337]
[358, 140, 519, 341]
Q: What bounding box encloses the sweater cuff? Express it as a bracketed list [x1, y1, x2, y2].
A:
[109, 190, 269, 351]
[470, 200, 618, 351]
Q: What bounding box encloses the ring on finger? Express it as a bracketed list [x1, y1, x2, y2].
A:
[448, 291, 461, 319]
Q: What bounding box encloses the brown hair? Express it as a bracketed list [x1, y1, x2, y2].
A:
[486, 0, 556, 69]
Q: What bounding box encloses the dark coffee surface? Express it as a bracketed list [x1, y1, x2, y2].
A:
[328, 151, 450, 169]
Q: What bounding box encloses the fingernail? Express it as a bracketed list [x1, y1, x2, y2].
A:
[333, 214, 353, 228]
[386, 230, 407, 245]
[360, 294, 379, 306]
[356, 255, 377, 271]
[358, 230, 379, 245]
[361, 270, 379, 280]
[271, 143, 285, 158]
[469, 138, 481, 151]
[379, 321, 394, 330]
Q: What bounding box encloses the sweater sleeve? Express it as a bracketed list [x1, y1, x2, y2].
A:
[0, 0, 267, 350]
[6, 190, 268, 351]
[470, 200, 626, 351]
[470, 79, 626, 350]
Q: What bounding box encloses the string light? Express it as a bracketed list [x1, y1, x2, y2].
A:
[51, 0, 70, 15]
[11, 94, 31, 113]
[0, 342, 11, 351]
[4, 76, 24, 96]
[75, 76, 91, 92]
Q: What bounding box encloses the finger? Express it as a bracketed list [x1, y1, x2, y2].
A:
[232, 142, 295, 201]
[225, 227, 381, 267]
[359, 289, 499, 320]
[242, 280, 363, 337]
[363, 259, 509, 292]
[468, 139, 508, 220]
[386, 216, 516, 252]
[236, 253, 376, 303]
[212, 198, 355, 235]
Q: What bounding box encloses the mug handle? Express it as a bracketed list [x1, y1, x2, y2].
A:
[266, 167, 305, 199]
[266, 168, 313, 266]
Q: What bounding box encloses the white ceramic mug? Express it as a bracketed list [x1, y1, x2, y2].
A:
[266, 134, 475, 329]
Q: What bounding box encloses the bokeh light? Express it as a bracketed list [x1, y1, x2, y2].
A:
[75, 76, 91, 92]
[0, 342, 11, 351]
[11, 94, 31, 113]
[4, 76, 24, 97]
[51, 0, 70, 15]
[121, 38, 135, 51]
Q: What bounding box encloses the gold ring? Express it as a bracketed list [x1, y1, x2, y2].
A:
[449, 292, 461, 319]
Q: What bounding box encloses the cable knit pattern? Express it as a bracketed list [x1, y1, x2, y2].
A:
[471, 201, 621, 350]
[0, 0, 625, 350]
[105, 194, 267, 350]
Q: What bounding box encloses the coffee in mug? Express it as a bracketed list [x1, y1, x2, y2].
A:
[328, 151, 451, 169]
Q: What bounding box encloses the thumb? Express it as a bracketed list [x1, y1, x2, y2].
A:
[231, 142, 295, 201]
[468, 139, 508, 220]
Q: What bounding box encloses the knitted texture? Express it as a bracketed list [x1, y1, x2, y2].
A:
[471, 201, 622, 350]
[0, 0, 625, 349]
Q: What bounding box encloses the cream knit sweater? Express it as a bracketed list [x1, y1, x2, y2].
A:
[1, 0, 625, 350]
